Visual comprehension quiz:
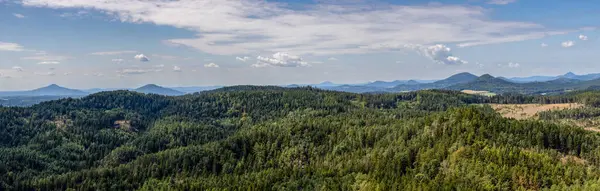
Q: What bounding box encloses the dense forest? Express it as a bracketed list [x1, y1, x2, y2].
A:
[3, 86, 600, 190]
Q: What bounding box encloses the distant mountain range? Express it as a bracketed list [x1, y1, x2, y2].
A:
[505, 72, 600, 83]
[317, 72, 600, 94]
[0, 84, 210, 97]
[4, 71, 600, 102]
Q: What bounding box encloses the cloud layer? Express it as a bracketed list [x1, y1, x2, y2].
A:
[91, 50, 137, 55]
[20, 0, 572, 56]
[253, 52, 310, 68]
[487, 0, 517, 5]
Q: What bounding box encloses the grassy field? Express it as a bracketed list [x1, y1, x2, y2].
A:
[461, 90, 497, 97]
[489, 103, 582, 120]
[488, 103, 600, 132]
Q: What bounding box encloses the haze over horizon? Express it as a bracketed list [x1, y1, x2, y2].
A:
[1, 0, 599, 90]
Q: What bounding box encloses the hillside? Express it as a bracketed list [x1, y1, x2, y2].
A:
[134, 84, 185, 96]
[4, 88, 600, 190]
[446, 74, 600, 94]
[390, 72, 478, 92]
[0, 84, 88, 96]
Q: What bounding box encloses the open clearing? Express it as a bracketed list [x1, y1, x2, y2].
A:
[489, 103, 583, 120]
[461, 90, 497, 97]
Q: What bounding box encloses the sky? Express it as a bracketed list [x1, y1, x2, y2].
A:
[0, 0, 599, 90]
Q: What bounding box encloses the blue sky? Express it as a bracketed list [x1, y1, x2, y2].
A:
[0, 0, 598, 90]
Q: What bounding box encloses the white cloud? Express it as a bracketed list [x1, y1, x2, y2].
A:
[579, 34, 588, 41]
[561, 41, 575, 48]
[487, 0, 517, 5]
[236, 56, 251, 62]
[151, 54, 180, 60]
[93, 73, 104, 77]
[173, 66, 182, 72]
[498, 62, 520, 68]
[0, 42, 25, 51]
[59, 10, 88, 18]
[91, 50, 137, 55]
[153, 64, 165, 68]
[34, 71, 56, 76]
[116, 68, 161, 75]
[63, 72, 72, 76]
[410, 44, 467, 65]
[12, 66, 23, 72]
[204, 63, 219, 68]
[254, 52, 310, 68]
[134, 54, 150, 62]
[22, 52, 71, 61]
[13, 13, 25, 18]
[37, 61, 60, 65]
[328, 57, 338, 61]
[541, 43, 548, 47]
[20, 0, 572, 55]
[117, 69, 148, 75]
[112, 59, 124, 64]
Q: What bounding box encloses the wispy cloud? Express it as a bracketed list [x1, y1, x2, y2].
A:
[253, 52, 310, 68]
[22, 52, 71, 61]
[37, 61, 60, 65]
[151, 54, 180, 60]
[34, 71, 56, 76]
[404, 44, 467, 65]
[59, 10, 88, 18]
[12, 66, 23, 72]
[236, 56, 251, 62]
[0, 42, 25, 51]
[21, 0, 570, 56]
[111, 59, 124, 64]
[91, 50, 137, 55]
[579, 34, 588, 41]
[173, 66, 182, 72]
[541, 43, 548, 48]
[498, 62, 520, 68]
[487, 0, 517, 5]
[116, 67, 161, 75]
[561, 41, 575, 48]
[204, 63, 220, 68]
[13, 13, 25, 18]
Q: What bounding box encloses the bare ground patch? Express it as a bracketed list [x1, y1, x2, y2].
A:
[114, 120, 135, 131]
[489, 103, 583, 120]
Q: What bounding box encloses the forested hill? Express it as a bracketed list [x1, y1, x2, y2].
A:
[4, 88, 600, 190]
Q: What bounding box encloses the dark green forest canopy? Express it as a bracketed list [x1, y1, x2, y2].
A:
[3, 87, 600, 190]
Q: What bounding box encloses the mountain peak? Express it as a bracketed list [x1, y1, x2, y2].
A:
[434, 72, 478, 85]
[478, 74, 495, 80]
[139, 84, 160, 88]
[46, 84, 61, 88]
[135, 84, 184, 96]
[563, 72, 577, 78]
